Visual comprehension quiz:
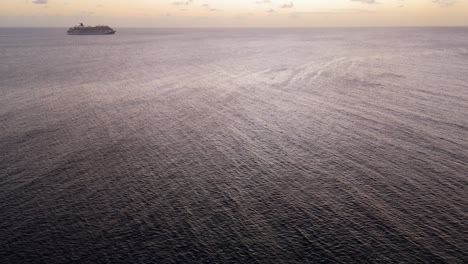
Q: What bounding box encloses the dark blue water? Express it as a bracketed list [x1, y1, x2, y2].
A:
[1, 28, 467, 263]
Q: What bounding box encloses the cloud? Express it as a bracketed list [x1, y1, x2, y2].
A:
[290, 9, 373, 18]
[350, 0, 378, 4]
[395, 0, 404, 8]
[172, 0, 193, 6]
[256, 0, 271, 4]
[280, 2, 294, 8]
[201, 4, 219, 12]
[267, 9, 276, 13]
[32, 0, 47, 4]
[432, 0, 457, 6]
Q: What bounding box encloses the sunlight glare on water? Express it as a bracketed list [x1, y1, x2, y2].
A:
[0, 27, 467, 263]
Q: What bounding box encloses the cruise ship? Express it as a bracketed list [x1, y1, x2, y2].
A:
[67, 23, 116, 35]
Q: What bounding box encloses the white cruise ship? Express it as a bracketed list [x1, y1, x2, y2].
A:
[67, 23, 116, 35]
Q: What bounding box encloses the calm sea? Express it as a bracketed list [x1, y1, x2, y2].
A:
[1, 27, 467, 263]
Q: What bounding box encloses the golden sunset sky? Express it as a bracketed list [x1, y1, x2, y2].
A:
[1, 0, 467, 27]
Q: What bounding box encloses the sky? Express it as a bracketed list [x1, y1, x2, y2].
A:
[0, 0, 467, 27]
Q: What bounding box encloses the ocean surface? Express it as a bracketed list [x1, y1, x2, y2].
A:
[0, 27, 467, 263]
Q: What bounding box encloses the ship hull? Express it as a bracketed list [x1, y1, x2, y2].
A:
[67, 31, 116, 35]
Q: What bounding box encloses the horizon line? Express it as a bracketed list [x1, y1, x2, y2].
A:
[2, 25, 468, 29]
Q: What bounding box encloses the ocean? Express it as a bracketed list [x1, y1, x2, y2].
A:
[0, 27, 467, 263]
